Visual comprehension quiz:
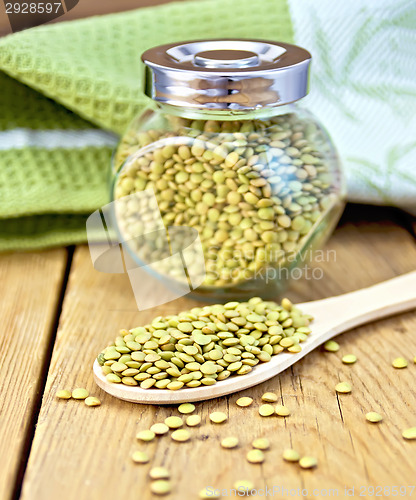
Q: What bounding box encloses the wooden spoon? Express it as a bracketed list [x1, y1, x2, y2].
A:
[93, 271, 416, 404]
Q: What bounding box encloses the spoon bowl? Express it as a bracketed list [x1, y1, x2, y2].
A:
[93, 271, 416, 403]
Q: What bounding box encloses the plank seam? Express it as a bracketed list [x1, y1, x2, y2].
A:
[11, 246, 75, 500]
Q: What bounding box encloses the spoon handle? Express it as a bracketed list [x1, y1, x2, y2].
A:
[299, 271, 416, 336]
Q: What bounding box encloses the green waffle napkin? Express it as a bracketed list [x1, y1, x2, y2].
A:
[2, 0, 415, 251]
[0, 0, 294, 251]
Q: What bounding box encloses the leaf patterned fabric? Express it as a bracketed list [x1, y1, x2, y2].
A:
[288, 0, 416, 209]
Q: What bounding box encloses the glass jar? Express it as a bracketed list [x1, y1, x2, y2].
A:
[111, 40, 345, 301]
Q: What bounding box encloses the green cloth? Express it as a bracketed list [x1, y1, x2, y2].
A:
[0, 0, 294, 251]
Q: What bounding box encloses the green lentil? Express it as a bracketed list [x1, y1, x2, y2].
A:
[171, 429, 191, 442]
[178, 322, 193, 333]
[225, 151, 239, 167]
[275, 404, 290, 417]
[221, 436, 239, 449]
[136, 430, 156, 442]
[402, 427, 416, 440]
[342, 354, 357, 364]
[186, 415, 201, 427]
[209, 411, 228, 424]
[56, 390, 71, 400]
[72, 388, 89, 400]
[252, 438, 270, 450]
[366, 412, 383, 423]
[261, 392, 277, 403]
[150, 480, 172, 495]
[392, 357, 408, 369]
[299, 456, 318, 469]
[259, 404, 275, 417]
[141, 378, 156, 389]
[150, 423, 169, 435]
[164, 416, 183, 429]
[335, 382, 352, 394]
[84, 397, 101, 407]
[98, 298, 313, 390]
[236, 397, 253, 407]
[282, 448, 300, 462]
[178, 403, 195, 414]
[110, 361, 128, 373]
[324, 340, 339, 352]
[246, 449, 265, 464]
[149, 467, 170, 480]
[131, 451, 150, 464]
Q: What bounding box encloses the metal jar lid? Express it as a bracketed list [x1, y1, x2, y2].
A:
[141, 39, 311, 110]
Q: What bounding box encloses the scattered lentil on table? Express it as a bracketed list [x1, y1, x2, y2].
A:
[275, 404, 291, 417]
[136, 430, 155, 442]
[186, 415, 201, 427]
[365, 412, 383, 423]
[282, 448, 300, 462]
[84, 396, 101, 407]
[150, 423, 169, 435]
[221, 437, 239, 449]
[342, 354, 357, 364]
[164, 416, 183, 429]
[56, 390, 71, 400]
[392, 357, 408, 369]
[209, 412, 228, 424]
[299, 456, 318, 469]
[252, 438, 270, 450]
[324, 340, 339, 352]
[246, 449, 265, 464]
[402, 427, 416, 440]
[171, 429, 191, 442]
[335, 382, 352, 394]
[149, 467, 170, 480]
[261, 392, 278, 402]
[236, 396, 253, 407]
[178, 403, 195, 414]
[150, 480, 172, 495]
[71, 388, 89, 400]
[259, 404, 275, 417]
[131, 451, 150, 464]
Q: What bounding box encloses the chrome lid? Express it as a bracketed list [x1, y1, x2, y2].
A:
[141, 39, 311, 110]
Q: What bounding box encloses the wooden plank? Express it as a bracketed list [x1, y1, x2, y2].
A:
[0, 249, 68, 500]
[20, 208, 416, 500]
[288, 204, 416, 302]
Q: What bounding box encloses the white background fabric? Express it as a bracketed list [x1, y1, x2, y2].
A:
[289, 0, 416, 210]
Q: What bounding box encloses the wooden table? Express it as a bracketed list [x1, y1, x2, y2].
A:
[1, 1, 416, 498]
[1, 204, 416, 500]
